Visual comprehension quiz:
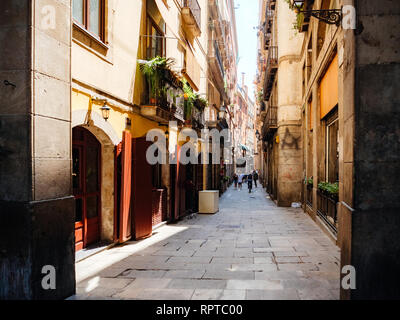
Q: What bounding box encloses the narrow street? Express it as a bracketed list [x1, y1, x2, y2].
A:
[70, 185, 340, 300]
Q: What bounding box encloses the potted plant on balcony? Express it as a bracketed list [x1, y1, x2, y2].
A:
[138, 56, 175, 105]
[317, 181, 339, 202]
[182, 79, 196, 127]
[194, 95, 208, 111]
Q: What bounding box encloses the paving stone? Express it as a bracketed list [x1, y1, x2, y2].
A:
[119, 269, 167, 279]
[231, 263, 278, 272]
[120, 289, 195, 300]
[246, 289, 300, 300]
[255, 271, 306, 281]
[167, 279, 227, 290]
[297, 287, 337, 300]
[77, 277, 133, 289]
[275, 256, 302, 263]
[274, 251, 309, 257]
[227, 280, 283, 290]
[72, 185, 340, 300]
[166, 256, 212, 264]
[220, 290, 246, 300]
[254, 257, 274, 264]
[191, 289, 224, 300]
[163, 269, 206, 279]
[211, 257, 253, 264]
[203, 270, 255, 280]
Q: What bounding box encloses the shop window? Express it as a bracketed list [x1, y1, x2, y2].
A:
[73, 0, 105, 41]
[325, 109, 339, 183]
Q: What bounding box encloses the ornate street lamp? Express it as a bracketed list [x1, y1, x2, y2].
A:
[290, 0, 342, 26]
[92, 98, 111, 121]
[100, 102, 111, 121]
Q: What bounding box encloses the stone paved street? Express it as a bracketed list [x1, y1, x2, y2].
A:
[69, 185, 341, 300]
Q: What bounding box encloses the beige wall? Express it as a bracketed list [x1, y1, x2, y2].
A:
[72, 0, 143, 103]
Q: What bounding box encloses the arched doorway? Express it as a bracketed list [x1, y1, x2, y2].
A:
[73, 127, 101, 251]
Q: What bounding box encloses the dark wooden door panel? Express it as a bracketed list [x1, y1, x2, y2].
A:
[73, 127, 101, 251]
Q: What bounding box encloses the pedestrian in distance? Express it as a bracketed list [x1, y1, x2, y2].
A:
[238, 173, 245, 190]
[247, 173, 253, 193]
[233, 173, 239, 189]
[253, 170, 259, 188]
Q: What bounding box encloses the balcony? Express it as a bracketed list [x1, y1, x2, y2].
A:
[317, 189, 338, 235]
[262, 105, 277, 138]
[208, 40, 225, 92]
[265, 9, 274, 35]
[140, 105, 171, 124]
[263, 46, 278, 101]
[181, 0, 201, 37]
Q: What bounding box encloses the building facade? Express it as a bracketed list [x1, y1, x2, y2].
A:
[0, 0, 238, 299]
[256, 0, 400, 299]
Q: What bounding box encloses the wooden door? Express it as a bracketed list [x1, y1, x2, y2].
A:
[73, 127, 101, 251]
[171, 145, 182, 221]
[132, 137, 153, 239]
[119, 131, 132, 243]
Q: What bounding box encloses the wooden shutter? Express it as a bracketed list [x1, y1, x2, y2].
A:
[132, 137, 153, 239]
[119, 131, 132, 243]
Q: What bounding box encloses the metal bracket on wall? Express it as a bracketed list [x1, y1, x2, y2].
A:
[302, 9, 343, 27]
[3, 80, 16, 88]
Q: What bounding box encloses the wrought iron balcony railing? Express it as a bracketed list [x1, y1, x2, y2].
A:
[263, 46, 278, 101]
[266, 105, 277, 129]
[214, 40, 224, 78]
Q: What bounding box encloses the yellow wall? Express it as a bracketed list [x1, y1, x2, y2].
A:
[72, 89, 164, 141]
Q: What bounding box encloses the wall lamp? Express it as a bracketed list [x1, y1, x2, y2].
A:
[290, 0, 342, 27]
[255, 130, 262, 141]
[92, 98, 111, 121]
[218, 106, 226, 120]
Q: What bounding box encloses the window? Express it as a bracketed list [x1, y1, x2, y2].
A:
[73, 0, 105, 41]
[325, 109, 339, 183]
[146, 16, 166, 59]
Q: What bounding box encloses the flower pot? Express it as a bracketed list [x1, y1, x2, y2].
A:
[150, 98, 157, 105]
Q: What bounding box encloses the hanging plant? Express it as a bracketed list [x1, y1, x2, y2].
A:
[138, 56, 175, 104]
[318, 181, 339, 200]
[284, 0, 305, 32]
[181, 79, 196, 120]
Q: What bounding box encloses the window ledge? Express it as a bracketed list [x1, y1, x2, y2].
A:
[73, 22, 109, 51]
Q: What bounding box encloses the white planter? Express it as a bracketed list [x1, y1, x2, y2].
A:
[198, 191, 219, 214]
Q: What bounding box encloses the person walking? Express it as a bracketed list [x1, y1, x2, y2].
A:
[233, 173, 239, 189]
[253, 170, 259, 188]
[247, 172, 253, 193]
[238, 173, 244, 190]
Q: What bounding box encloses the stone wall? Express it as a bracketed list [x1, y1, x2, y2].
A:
[0, 0, 75, 299]
[342, 0, 400, 299]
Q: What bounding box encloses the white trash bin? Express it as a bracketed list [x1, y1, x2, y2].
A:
[199, 191, 219, 214]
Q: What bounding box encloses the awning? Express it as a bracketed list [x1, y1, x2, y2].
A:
[239, 144, 250, 152]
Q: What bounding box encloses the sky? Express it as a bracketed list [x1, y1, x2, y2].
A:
[234, 0, 260, 98]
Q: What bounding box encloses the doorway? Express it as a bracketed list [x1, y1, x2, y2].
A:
[73, 127, 101, 251]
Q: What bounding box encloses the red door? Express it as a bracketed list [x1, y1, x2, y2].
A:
[73, 127, 101, 251]
[132, 137, 153, 239]
[119, 131, 132, 243]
